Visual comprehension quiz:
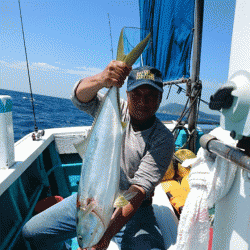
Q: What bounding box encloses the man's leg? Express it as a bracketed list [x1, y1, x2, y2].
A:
[22, 193, 77, 250]
[112, 205, 165, 250]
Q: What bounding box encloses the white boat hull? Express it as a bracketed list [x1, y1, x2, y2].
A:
[214, 0, 250, 248]
[213, 168, 250, 250]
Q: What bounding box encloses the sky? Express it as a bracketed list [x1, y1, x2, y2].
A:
[1, 0, 236, 115]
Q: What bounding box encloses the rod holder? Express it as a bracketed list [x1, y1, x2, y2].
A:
[200, 134, 250, 173]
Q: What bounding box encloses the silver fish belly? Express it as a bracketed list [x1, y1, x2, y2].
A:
[76, 87, 124, 249]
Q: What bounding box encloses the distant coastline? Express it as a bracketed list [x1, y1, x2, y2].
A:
[158, 103, 220, 123]
[0, 89, 220, 125]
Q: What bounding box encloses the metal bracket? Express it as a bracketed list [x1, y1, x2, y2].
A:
[32, 130, 45, 141]
[186, 78, 192, 96]
[190, 80, 202, 97]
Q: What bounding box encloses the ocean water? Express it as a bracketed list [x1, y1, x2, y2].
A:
[1, 89, 94, 142]
[0, 89, 216, 142]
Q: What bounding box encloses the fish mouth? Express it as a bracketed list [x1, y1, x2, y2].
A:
[77, 208, 106, 249]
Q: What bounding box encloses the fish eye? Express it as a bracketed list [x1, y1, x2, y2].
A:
[78, 235, 83, 241]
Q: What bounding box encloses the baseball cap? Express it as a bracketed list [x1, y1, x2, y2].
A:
[127, 66, 163, 92]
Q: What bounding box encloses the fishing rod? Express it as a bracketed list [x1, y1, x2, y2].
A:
[18, 0, 44, 140]
[107, 13, 114, 60]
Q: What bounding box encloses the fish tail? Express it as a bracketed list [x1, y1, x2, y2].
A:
[113, 190, 138, 208]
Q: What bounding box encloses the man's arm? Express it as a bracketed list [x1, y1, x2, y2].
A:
[86, 185, 146, 250]
[75, 61, 131, 103]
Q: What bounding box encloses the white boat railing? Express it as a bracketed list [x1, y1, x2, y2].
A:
[200, 134, 250, 173]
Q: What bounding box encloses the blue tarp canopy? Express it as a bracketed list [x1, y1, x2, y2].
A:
[139, 0, 195, 81]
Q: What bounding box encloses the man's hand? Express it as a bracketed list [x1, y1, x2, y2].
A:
[101, 61, 131, 89]
[75, 60, 131, 103]
[88, 240, 110, 250]
[79, 237, 110, 250]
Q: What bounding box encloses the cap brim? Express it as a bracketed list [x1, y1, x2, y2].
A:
[127, 80, 163, 92]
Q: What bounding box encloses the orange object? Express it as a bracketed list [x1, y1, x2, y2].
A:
[34, 196, 64, 214]
[162, 160, 175, 181]
[166, 188, 188, 215]
[181, 175, 190, 192]
[175, 149, 196, 178]
[161, 180, 181, 193]
[161, 179, 189, 215]
[167, 188, 188, 200]
[161, 153, 194, 216]
[168, 195, 186, 214]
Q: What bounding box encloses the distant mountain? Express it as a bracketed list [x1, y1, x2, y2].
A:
[158, 103, 220, 123]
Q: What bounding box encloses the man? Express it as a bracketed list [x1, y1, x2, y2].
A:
[22, 60, 174, 250]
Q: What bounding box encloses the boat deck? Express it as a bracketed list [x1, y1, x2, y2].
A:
[0, 126, 178, 250]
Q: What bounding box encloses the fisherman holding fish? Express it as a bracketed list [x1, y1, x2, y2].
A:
[22, 60, 174, 250]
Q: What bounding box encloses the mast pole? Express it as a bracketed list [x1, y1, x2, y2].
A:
[188, 0, 204, 152]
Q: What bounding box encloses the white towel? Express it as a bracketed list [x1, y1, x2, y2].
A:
[169, 127, 238, 250]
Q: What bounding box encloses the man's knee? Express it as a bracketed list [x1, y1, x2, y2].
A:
[22, 217, 44, 243]
[22, 221, 34, 240]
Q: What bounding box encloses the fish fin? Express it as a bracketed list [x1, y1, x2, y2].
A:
[122, 190, 138, 201]
[113, 190, 138, 208]
[121, 121, 127, 129]
[116, 27, 151, 67]
[116, 27, 126, 62]
[80, 199, 97, 216]
[124, 32, 151, 67]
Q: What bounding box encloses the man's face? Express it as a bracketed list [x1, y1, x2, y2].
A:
[127, 84, 162, 122]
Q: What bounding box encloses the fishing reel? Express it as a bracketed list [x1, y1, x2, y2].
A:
[32, 129, 45, 141]
[209, 70, 250, 141]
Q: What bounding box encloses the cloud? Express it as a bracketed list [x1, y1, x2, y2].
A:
[55, 61, 65, 65]
[0, 60, 59, 71]
[0, 59, 102, 76]
[0, 60, 26, 69]
[32, 62, 60, 70]
[66, 67, 102, 76]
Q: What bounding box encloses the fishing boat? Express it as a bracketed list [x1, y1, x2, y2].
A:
[1, 0, 250, 249]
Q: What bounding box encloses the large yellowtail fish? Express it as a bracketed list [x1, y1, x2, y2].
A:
[75, 28, 151, 249]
